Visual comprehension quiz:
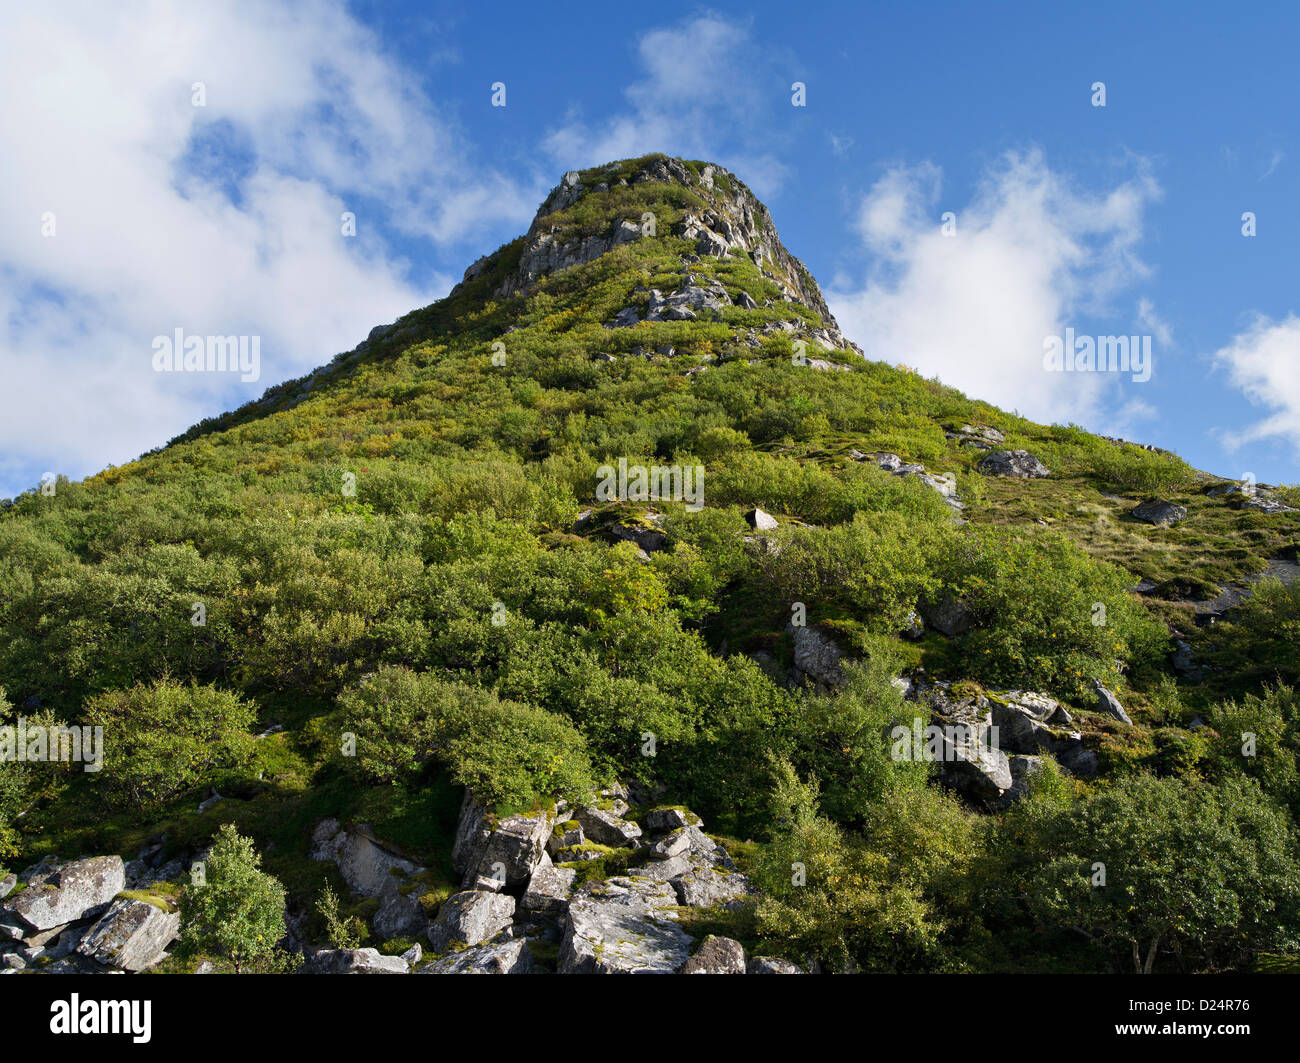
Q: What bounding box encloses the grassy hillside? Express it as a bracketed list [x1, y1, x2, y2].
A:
[3, 154, 1300, 972]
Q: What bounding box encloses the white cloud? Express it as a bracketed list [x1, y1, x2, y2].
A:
[826, 150, 1163, 432]
[1261, 149, 1284, 181]
[542, 13, 791, 198]
[0, 0, 534, 498]
[1214, 313, 1300, 452]
[1137, 297, 1173, 346]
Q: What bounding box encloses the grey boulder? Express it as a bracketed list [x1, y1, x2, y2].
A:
[922, 595, 974, 637]
[642, 807, 700, 833]
[976, 450, 1049, 479]
[519, 853, 576, 919]
[1092, 680, 1133, 725]
[790, 625, 847, 689]
[307, 947, 409, 974]
[417, 938, 535, 974]
[559, 877, 694, 974]
[3, 856, 125, 932]
[681, 934, 746, 974]
[76, 898, 180, 972]
[1131, 499, 1187, 526]
[748, 956, 802, 974]
[427, 890, 515, 953]
[452, 794, 554, 888]
[575, 805, 642, 847]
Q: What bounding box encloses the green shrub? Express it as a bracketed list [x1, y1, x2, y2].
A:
[1019, 774, 1300, 972]
[751, 759, 951, 972]
[338, 666, 596, 812]
[1206, 685, 1300, 812]
[83, 680, 257, 811]
[1086, 444, 1196, 494]
[934, 528, 1167, 697]
[1211, 578, 1300, 685]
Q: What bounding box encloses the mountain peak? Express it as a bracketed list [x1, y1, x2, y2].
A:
[450, 154, 855, 352]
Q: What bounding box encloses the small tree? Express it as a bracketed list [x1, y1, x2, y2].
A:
[181, 824, 286, 973]
[315, 882, 364, 950]
[1024, 774, 1300, 972]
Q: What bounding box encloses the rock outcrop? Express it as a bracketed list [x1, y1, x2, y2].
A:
[450, 156, 857, 354]
[427, 890, 516, 953]
[789, 624, 848, 689]
[0, 854, 181, 975]
[451, 795, 554, 888]
[75, 897, 180, 972]
[682, 934, 747, 974]
[976, 450, 1050, 479]
[3, 855, 124, 932]
[558, 876, 695, 974]
[306, 947, 410, 974]
[1130, 499, 1187, 526]
[311, 820, 429, 939]
[418, 938, 535, 975]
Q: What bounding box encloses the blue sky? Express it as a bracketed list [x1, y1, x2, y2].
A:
[2, 0, 1298, 498]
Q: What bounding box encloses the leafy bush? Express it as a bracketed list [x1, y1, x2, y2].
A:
[1086, 443, 1196, 494]
[752, 759, 952, 972]
[934, 528, 1167, 697]
[338, 666, 596, 812]
[1211, 577, 1300, 685]
[1206, 685, 1300, 812]
[753, 514, 942, 634]
[1018, 774, 1300, 972]
[83, 680, 256, 810]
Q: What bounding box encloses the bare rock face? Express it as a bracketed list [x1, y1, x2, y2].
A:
[1131, 499, 1187, 526]
[976, 450, 1050, 479]
[576, 804, 642, 847]
[558, 877, 695, 974]
[310, 820, 428, 939]
[673, 866, 752, 908]
[682, 934, 746, 974]
[940, 742, 1014, 803]
[75, 897, 179, 972]
[519, 853, 577, 919]
[3, 856, 125, 932]
[427, 890, 515, 953]
[306, 947, 409, 974]
[417, 938, 535, 975]
[451, 793, 554, 888]
[789, 625, 847, 689]
[642, 807, 700, 833]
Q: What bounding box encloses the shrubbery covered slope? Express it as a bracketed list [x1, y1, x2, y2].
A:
[3, 154, 1300, 972]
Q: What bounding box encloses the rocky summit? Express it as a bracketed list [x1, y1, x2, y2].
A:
[3, 153, 1300, 977]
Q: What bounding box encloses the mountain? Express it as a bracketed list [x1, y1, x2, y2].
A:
[3, 154, 1300, 976]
